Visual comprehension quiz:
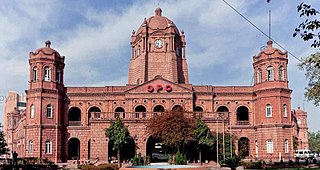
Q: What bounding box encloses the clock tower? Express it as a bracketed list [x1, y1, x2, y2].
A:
[128, 7, 189, 84]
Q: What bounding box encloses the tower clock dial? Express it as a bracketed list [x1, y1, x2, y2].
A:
[154, 39, 163, 49]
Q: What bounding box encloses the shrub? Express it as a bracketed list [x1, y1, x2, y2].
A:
[97, 163, 119, 170]
[175, 151, 187, 165]
[221, 156, 242, 170]
[132, 154, 144, 166]
[81, 164, 97, 170]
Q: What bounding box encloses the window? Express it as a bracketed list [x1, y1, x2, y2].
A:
[279, 66, 285, 81]
[30, 105, 35, 118]
[29, 141, 33, 154]
[137, 46, 141, 56]
[266, 104, 272, 117]
[284, 139, 289, 153]
[44, 67, 51, 81]
[45, 140, 52, 154]
[33, 66, 38, 81]
[56, 69, 61, 83]
[266, 140, 273, 153]
[267, 66, 274, 81]
[283, 104, 287, 117]
[297, 118, 301, 125]
[46, 105, 53, 118]
[257, 69, 262, 83]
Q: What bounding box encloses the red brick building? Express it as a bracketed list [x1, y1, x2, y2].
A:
[4, 8, 309, 163]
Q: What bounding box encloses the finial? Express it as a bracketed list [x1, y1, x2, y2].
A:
[132, 30, 135, 35]
[267, 40, 273, 47]
[181, 30, 184, 34]
[45, 40, 51, 48]
[155, 7, 162, 16]
[143, 17, 147, 24]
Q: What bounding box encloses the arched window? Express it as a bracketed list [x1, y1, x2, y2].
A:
[279, 66, 285, 81]
[267, 66, 274, 81]
[33, 66, 38, 81]
[135, 105, 147, 118]
[137, 46, 141, 56]
[30, 105, 35, 119]
[257, 69, 262, 83]
[283, 104, 287, 117]
[29, 140, 33, 154]
[45, 140, 52, 154]
[114, 107, 125, 118]
[266, 104, 272, 117]
[44, 67, 51, 81]
[284, 139, 289, 153]
[46, 105, 53, 118]
[194, 106, 203, 112]
[266, 139, 273, 153]
[56, 69, 61, 83]
[68, 107, 81, 126]
[236, 106, 249, 125]
[172, 105, 183, 112]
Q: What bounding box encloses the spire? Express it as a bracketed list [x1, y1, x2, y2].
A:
[45, 40, 51, 48]
[155, 7, 162, 16]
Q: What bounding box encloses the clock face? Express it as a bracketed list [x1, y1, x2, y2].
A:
[154, 39, 163, 49]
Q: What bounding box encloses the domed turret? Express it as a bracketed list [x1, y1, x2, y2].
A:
[128, 8, 188, 84]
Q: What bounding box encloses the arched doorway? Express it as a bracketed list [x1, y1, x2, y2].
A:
[68, 138, 80, 160]
[236, 106, 249, 125]
[88, 107, 101, 125]
[108, 137, 135, 162]
[68, 107, 81, 126]
[238, 137, 250, 158]
[114, 107, 125, 118]
[135, 105, 146, 118]
[172, 105, 183, 112]
[146, 136, 171, 162]
[193, 106, 203, 118]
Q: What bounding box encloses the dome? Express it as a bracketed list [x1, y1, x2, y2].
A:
[254, 40, 286, 58]
[33, 40, 60, 56]
[136, 8, 180, 35]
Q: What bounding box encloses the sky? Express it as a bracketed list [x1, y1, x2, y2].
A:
[0, 0, 319, 131]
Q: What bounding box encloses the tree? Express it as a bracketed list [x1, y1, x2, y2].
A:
[298, 52, 320, 106]
[146, 110, 194, 153]
[293, 2, 320, 48]
[309, 131, 320, 152]
[194, 118, 214, 164]
[0, 127, 9, 155]
[105, 118, 133, 168]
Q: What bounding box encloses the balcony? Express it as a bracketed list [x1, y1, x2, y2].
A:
[89, 111, 229, 122]
[68, 121, 81, 126]
[236, 120, 249, 125]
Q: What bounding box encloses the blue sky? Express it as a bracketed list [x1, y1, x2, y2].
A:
[0, 0, 319, 131]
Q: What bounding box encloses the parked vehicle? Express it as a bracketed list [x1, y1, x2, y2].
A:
[294, 149, 314, 159]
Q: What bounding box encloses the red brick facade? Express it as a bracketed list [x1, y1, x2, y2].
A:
[4, 8, 309, 163]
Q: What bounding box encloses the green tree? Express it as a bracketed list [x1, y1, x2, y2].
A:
[105, 118, 133, 168]
[0, 127, 9, 155]
[146, 110, 194, 153]
[298, 52, 320, 106]
[194, 118, 214, 164]
[309, 130, 320, 152]
[293, 2, 320, 48]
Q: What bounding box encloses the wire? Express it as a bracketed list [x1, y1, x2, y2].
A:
[222, 0, 303, 63]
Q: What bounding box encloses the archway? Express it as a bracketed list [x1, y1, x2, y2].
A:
[172, 105, 183, 112]
[68, 138, 80, 160]
[194, 106, 203, 112]
[217, 106, 229, 113]
[115, 107, 125, 118]
[135, 105, 146, 118]
[108, 137, 135, 162]
[68, 107, 81, 126]
[88, 107, 101, 125]
[236, 106, 249, 125]
[146, 136, 171, 162]
[238, 137, 250, 158]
